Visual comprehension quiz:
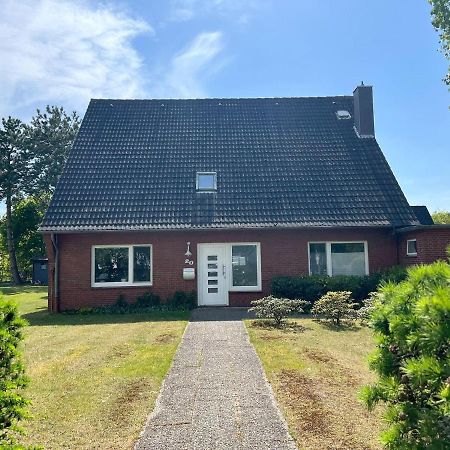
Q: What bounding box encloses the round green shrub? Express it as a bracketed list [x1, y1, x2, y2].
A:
[361, 261, 450, 449]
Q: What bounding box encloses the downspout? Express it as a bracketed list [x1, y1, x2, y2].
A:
[50, 233, 59, 312]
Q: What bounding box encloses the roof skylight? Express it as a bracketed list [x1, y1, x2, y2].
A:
[196, 172, 217, 191]
[336, 110, 352, 120]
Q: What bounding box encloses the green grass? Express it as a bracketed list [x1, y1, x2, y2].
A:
[246, 318, 384, 450]
[0, 286, 189, 450]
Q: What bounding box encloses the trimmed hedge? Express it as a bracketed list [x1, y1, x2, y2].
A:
[271, 266, 407, 306]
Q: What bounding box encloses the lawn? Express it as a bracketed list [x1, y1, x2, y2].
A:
[246, 318, 384, 450]
[0, 286, 189, 450]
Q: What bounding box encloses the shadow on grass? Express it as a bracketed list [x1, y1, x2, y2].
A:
[312, 319, 363, 332]
[249, 319, 308, 333]
[23, 308, 190, 327]
[0, 285, 47, 295]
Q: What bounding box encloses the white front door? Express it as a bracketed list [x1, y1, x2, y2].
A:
[198, 244, 228, 306]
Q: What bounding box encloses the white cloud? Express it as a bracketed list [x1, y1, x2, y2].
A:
[0, 0, 152, 118]
[151, 31, 225, 98]
[169, 0, 264, 23]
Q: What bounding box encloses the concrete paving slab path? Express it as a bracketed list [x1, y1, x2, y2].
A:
[135, 307, 297, 450]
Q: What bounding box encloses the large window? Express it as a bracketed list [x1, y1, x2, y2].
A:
[230, 243, 261, 291]
[309, 242, 368, 276]
[92, 245, 152, 287]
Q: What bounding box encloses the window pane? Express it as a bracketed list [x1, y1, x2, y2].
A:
[95, 248, 129, 283]
[133, 246, 151, 282]
[331, 243, 365, 276]
[232, 245, 257, 287]
[407, 240, 417, 255]
[309, 243, 327, 275]
[197, 173, 215, 190]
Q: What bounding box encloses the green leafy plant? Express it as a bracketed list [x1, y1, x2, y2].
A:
[360, 261, 450, 449]
[0, 299, 31, 446]
[136, 291, 161, 308]
[249, 295, 309, 327]
[311, 291, 358, 325]
[167, 291, 197, 310]
[115, 294, 128, 308]
[357, 291, 380, 324]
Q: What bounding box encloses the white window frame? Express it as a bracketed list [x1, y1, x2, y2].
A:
[196, 171, 217, 191]
[308, 241, 369, 276]
[228, 242, 262, 292]
[91, 244, 153, 288]
[406, 239, 417, 256]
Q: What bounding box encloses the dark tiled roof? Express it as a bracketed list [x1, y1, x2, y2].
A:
[40, 97, 419, 231]
[411, 206, 434, 225]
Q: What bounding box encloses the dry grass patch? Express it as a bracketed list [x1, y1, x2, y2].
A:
[0, 286, 188, 450]
[247, 318, 384, 450]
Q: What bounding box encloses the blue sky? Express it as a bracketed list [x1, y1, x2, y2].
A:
[0, 0, 449, 212]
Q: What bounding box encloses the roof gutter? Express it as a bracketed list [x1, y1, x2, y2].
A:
[39, 223, 400, 234]
[395, 224, 450, 234]
[50, 233, 59, 313]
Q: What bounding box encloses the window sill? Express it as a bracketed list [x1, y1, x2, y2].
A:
[229, 286, 262, 292]
[91, 282, 153, 288]
[406, 254, 418, 257]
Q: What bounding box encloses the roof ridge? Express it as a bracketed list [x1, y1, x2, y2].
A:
[89, 95, 354, 102]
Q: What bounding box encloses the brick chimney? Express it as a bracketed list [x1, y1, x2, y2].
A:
[353, 83, 375, 138]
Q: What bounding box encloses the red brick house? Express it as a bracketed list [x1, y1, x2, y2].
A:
[40, 85, 450, 311]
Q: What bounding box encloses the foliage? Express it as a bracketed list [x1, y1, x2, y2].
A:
[311, 291, 359, 325]
[357, 291, 381, 324]
[429, 0, 450, 85]
[115, 294, 128, 308]
[432, 210, 450, 224]
[0, 195, 49, 280]
[271, 266, 408, 307]
[24, 106, 80, 196]
[167, 291, 197, 310]
[361, 261, 450, 449]
[249, 295, 309, 326]
[136, 291, 161, 308]
[0, 299, 30, 446]
[0, 118, 31, 284]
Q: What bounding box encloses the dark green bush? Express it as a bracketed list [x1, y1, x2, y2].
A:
[361, 261, 450, 449]
[167, 291, 197, 310]
[136, 292, 161, 308]
[0, 299, 31, 447]
[271, 266, 407, 307]
[115, 294, 128, 308]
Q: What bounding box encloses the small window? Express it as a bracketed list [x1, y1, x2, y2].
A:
[406, 239, 417, 256]
[197, 172, 216, 191]
[92, 245, 152, 287]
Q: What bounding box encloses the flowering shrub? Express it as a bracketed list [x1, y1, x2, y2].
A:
[250, 296, 309, 326]
[311, 291, 358, 325]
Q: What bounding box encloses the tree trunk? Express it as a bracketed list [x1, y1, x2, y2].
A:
[6, 192, 22, 284]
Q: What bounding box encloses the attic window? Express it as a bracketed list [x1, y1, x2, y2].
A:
[336, 110, 351, 120]
[196, 172, 217, 191]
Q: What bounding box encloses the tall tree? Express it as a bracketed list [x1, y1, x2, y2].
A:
[25, 106, 80, 195]
[429, 0, 450, 84]
[0, 118, 31, 284]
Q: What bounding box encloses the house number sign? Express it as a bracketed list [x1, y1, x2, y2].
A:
[185, 242, 194, 265]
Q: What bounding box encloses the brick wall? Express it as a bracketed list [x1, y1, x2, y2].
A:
[398, 228, 450, 266]
[44, 227, 398, 311]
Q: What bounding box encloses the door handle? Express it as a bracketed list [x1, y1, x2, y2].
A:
[223, 264, 226, 278]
